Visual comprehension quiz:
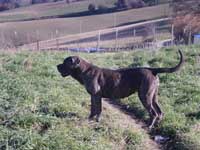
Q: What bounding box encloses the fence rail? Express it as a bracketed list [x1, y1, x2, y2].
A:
[20, 18, 173, 52]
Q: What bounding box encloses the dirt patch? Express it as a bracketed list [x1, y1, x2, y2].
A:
[102, 100, 161, 150]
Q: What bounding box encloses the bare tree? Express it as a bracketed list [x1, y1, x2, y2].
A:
[172, 0, 200, 44]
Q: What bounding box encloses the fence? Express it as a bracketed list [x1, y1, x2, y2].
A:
[20, 18, 173, 52]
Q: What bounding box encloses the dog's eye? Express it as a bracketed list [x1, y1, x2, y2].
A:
[71, 57, 76, 64]
[64, 58, 71, 65]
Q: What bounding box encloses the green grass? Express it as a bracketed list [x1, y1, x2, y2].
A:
[0, 50, 147, 150]
[0, 45, 200, 149]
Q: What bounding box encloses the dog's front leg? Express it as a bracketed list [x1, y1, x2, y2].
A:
[95, 95, 102, 122]
[88, 95, 96, 120]
[88, 95, 102, 122]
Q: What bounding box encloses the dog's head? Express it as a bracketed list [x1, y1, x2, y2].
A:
[57, 56, 80, 77]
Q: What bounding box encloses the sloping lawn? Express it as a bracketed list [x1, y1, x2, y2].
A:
[0, 45, 200, 149]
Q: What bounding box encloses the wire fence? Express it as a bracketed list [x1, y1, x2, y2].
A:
[20, 18, 174, 52]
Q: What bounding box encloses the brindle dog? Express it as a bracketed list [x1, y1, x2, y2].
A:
[57, 50, 184, 129]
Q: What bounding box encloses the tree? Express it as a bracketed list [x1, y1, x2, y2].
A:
[88, 3, 96, 13]
[116, 0, 145, 9]
[66, 0, 70, 4]
[172, 0, 200, 44]
[143, 0, 156, 6]
[97, 4, 108, 13]
[129, 0, 145, 8]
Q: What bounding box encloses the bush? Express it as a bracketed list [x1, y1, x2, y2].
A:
[143, 0, 156, 6]
[98, 5, 108, 13]
[88, 3, 96, 13]
[0, 6, 9, 11]
[115, 0, 129, 9]
[129, 0, 145, 8]
[116, 0, 145, 9]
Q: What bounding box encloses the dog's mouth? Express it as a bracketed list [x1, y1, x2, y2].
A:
[57, 64, 70, 77]
[60, 72, 69, 77]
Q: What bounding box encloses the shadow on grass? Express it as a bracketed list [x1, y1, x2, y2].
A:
[186, 111, 200, 120]
[103, 98, 147, 126]
[58, 7, 121, 18]
[102, 98, 189, 149]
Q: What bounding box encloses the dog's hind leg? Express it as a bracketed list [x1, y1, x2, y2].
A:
[138, 78, 159, 129]
[152, 87, 164, 123]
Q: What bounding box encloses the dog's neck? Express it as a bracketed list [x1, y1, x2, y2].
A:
[70, 69, 84, 85]
[70, 59, 93, 85]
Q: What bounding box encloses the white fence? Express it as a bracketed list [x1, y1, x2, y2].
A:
[21, 18, 173, 52]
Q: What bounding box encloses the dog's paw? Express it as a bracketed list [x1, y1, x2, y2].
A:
[148, 124, 154, 131]
[95, 115, 101, 122]
[88, 115, 95, 121]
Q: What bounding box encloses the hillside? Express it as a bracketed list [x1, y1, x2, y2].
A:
[0, 46, 200, 149]
[0, 0, 117, 22]
[0, 4, 170, 48]
[0, 0, 171, 20]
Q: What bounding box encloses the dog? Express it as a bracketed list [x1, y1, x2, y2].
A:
[57, 50, 184, 129]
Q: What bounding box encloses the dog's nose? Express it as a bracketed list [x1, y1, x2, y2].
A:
[57, 64, 62, 71]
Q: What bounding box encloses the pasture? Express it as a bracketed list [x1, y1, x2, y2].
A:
[0, 0, 170, 23]
[0, 46, 199, 150]
[0, 0, 117, 22]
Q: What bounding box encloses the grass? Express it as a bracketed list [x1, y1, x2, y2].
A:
[110, 46, 200, 149]
[0, 49, 148, 150]
[0, 45, 199, 149]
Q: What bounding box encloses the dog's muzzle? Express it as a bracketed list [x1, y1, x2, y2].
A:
[57, 64, 70, 77]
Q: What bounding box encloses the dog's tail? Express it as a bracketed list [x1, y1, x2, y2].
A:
[150, 50, 184, 75]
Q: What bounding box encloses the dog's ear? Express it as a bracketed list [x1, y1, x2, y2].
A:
[71, 57, 80, 67]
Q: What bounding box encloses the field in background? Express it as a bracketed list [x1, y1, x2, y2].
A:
[0, 0, 117, 22]
[23, 18, 172, 52]
[0, 0, 171, 23]
[0, 4, 171, 49]
[0, 46, 200, 150]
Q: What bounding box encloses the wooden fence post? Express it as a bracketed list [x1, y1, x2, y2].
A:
[36, 30, 40, 51]
[154, 25, 157, 42]
[115, 28, 118, 51]
[97, 30, 101, 51]
[188, 25, 192, 45]
[171, 24, 174, 46]
[133, 28, 136, 37]
[37, 41, 40, 51]
[56, 39, 59, 50]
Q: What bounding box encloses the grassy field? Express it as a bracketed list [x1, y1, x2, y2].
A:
[0, 0, 171, 23]
[0, 0, 117, 23]
[0, 45, 200, 150]
[0, 4, 170, 48]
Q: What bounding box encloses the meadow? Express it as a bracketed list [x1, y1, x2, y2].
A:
[0, 0, 169, 23]
[0, 0, 117, 22]
[0, 45, 200, 150]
